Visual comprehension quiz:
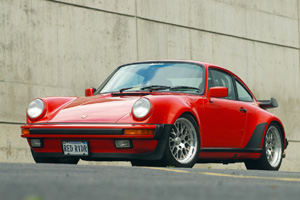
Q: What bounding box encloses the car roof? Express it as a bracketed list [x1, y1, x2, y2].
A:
[124, 60, 228, 71]
[123, 60, 255, 99]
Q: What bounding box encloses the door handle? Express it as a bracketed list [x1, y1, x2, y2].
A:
[239, 107, 247, 113]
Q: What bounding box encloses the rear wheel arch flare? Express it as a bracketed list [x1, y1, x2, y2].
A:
[245, 121, 284, 170]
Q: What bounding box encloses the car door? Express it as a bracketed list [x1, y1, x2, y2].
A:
[202, 68, 247, 148]
[233, 78, 258, 146]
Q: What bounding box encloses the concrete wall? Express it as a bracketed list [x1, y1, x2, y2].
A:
[1, 0, 299, 171]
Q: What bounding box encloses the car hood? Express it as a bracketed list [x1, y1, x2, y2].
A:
[48, 95, 140, 123]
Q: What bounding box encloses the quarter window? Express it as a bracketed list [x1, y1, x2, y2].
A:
[235, 81, 253, 102]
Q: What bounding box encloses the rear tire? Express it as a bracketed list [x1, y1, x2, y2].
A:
[245, 123, 283, 170]
[31, 150, 79, 164]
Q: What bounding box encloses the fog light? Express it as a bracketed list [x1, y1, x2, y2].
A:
[115, 140, 132, 148]
[30, 139, 42, 148]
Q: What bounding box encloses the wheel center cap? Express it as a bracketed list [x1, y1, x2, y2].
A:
[175, 137, 181, 145]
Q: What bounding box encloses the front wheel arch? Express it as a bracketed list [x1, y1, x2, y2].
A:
[162, 113, 201, 167]
[175, 111, 202, 143]
[173, 111, 202, 151]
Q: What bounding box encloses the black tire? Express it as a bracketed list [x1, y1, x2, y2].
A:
[131, 114, 200, 168]
[245, 123, 283, 171]
[160, 114, 200, 168]
[31, 149, 79, 164]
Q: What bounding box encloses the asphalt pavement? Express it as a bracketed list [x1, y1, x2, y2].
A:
[1, 163, 300, 200]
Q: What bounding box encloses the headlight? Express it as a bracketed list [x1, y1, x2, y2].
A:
[132, 98, 151, 119]
[27, 99, 45, 119]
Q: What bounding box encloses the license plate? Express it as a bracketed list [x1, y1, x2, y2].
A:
[62, 141, 89, 156]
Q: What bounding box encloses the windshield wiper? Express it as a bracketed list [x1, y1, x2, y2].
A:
[120, 85, 200, 93]
[119, 87, 137, 93]
[169, 86, 201, 93]
[141, 85, 171, 92]
[119, 85, 170, 93]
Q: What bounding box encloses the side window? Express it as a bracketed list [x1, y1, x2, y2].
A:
[209, 69, 236, 100]
[235, 81, 253, 102]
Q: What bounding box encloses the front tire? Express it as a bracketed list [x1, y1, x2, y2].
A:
[131, 114, 200, 168]
[245, 123, 283, 170]
[160, 114, 200, 168]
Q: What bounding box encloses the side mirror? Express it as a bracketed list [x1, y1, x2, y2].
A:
[207, 87, 228, 103]
[85, 88, 96, 97]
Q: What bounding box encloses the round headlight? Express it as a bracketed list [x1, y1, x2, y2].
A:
[133, 98, 151, 119]
[27, 99, 45, 119]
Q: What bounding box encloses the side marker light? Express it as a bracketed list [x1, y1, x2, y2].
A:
[124, 129, 155, 135]
[22, 129, 30, 135]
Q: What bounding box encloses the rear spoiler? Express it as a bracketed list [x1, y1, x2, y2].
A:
[258, 98, 278, 109]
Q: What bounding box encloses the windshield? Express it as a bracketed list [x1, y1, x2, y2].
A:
[97, 62, 205, 94]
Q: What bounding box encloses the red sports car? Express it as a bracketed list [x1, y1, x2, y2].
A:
[21, 60, 288, 170]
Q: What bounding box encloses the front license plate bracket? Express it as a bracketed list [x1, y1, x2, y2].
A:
[62, 141, 89, 156]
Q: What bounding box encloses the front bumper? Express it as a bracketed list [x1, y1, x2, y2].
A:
[21, 123, 172, 161]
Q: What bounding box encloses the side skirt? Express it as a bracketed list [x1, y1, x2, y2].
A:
[196, 123, 267, 164]
[200, 148, 262, 153]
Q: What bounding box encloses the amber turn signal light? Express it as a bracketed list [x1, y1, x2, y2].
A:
[21, 128, 30, 135]
[124, 129, 155, 135]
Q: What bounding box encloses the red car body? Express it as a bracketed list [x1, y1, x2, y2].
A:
[21, 61, 288, 169]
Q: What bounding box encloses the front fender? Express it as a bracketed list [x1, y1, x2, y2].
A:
[146, 96, 202, 124]
[116, 95, 205, 143]
[27, 97, 78, 123]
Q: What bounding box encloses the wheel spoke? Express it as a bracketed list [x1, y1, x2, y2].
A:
[171, 130, 177, 137]
[168, 117, 198, 164]
[264, 126, 282, 168]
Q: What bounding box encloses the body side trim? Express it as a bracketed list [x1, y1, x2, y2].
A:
[30, 129, 123, 135]
[200, 148, 262, 153]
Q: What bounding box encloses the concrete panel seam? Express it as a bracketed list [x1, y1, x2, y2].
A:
[297, 0, 300, 96]
[0, 122, 24, 125]
[214, 0, 298, 20]
[288, 140, 300, 143]
[1, 80, 85, 90]
[136, 17, 299, 50]
[43, 0, 299, 50]
[135, 0, 139, 60]
[43, 0, 135, 18]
